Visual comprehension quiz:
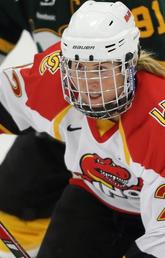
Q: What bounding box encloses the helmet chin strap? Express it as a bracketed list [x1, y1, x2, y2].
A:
[75, 90, 134, 120]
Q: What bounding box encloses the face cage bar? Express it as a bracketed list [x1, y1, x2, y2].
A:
[60, 57, 136, 119]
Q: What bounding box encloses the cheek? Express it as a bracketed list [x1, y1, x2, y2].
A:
[74, 79, 87, 91]
[101, 78, 114, 91]
[70, 75, 80, 90]
[101, 75, 124, 97]
[117, 74, 124, 84]
[105, 74, 124, 89]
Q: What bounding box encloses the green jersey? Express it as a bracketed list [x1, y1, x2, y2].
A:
[0, 0, 164, 65]
[119, 0, 165, 66]
[0, 0, 87, 55]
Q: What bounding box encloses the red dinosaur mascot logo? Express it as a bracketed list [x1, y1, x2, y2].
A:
[80, 153, 143, 192]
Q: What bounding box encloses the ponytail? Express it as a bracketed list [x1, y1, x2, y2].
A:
[137, 50, 165, 77]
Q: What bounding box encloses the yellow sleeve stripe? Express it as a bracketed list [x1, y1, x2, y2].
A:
[53, 105, 72, 141]
[0, 38, 15, 54]
[119, 118, 131, 165]
[0, 124, 12, 134]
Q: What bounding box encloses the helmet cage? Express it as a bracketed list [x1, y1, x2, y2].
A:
[60, 54, 136, 119]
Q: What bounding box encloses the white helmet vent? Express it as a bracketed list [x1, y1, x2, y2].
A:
[119, 39, 125, 47]
[109, 21, 113, 26]
[105, 38, 125, 53]
[105, 43, 116, 53]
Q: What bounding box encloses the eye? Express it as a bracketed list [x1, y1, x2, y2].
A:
[71, 62, 84, 70]
[98, 63, 110, 71]
[99, 65, 107, 71]
[77, 63, 85, 71]
[97, 65, 110, 74]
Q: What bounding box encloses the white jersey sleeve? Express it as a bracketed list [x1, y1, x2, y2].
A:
[0, 67, 52, 135]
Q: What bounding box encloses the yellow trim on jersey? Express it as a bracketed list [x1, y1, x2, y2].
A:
[53, 105, 72, 140]
[0, 211, 50, 251]
[119, 119, 131, 165]
[0, 38, 15, 54]
[96, 119, 115, 137]
[0, 124, 12, 134]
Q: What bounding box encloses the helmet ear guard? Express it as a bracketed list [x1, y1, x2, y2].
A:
[60, 1, 140, 119]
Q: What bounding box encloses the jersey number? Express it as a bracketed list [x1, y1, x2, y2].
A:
[155, 184, 165, 221]
[132, 0, 165, 37]
[150, 100, 165, 126]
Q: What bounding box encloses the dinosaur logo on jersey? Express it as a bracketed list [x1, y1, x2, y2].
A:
[78, 153, 143, 200]
[80, 153, 131, 190]
[39, 50, 60, 75]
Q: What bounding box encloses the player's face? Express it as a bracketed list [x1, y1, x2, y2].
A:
[70, 61, 124, 108]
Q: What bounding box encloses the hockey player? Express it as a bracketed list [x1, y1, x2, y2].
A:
[0, 1, 165, 257]
[0, 2, 165, 256]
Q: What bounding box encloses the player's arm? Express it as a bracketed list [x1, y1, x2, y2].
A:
[0, 58, 52, 137]
[0, 41, 66, 137]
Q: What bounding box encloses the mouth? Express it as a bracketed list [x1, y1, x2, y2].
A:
[89, 93, 102, 99]
[82, 93, 103, 106]
[96, 168, 128, 189]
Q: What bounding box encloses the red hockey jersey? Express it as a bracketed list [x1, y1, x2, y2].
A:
[0, 42, 165, 257]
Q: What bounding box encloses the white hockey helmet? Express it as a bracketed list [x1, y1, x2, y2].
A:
[60, 0, 140, 119]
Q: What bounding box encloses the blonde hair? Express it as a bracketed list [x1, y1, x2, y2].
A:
[137, 50, 165, 77]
